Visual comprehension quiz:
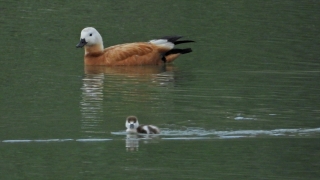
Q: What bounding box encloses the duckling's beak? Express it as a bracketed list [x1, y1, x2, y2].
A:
[76, 38, 87, 48]
[130, 124, 134, 129]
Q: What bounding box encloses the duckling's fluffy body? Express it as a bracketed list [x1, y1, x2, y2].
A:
[76, 27, 194, 66]
[125, 116, 160, 134]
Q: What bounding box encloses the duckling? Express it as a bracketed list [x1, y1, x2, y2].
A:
[76, 27, 194, 66]
[125, 116, 160, 134]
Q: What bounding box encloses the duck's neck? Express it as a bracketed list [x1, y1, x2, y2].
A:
[84, 43, 104, 55]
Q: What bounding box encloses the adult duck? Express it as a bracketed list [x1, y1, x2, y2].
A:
[76, 27, 194, 66]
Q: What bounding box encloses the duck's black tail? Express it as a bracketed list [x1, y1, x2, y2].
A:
[159, 36, 194, 63]
[160, 36, 195, 45]
[165, 48, 192, 56]
[162, 48, 193, 62]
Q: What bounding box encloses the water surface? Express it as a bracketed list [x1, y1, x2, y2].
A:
[0, 1, 319, 179]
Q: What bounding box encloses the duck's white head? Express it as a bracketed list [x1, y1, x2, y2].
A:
[76, 27, 104, 48]
[126, 116, 140, 133]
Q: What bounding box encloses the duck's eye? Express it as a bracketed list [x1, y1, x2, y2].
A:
[89, 33, 92, 36]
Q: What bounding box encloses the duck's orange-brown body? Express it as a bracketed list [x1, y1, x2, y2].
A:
[77, 27, 193, 66]
[84, 43, 180, 66]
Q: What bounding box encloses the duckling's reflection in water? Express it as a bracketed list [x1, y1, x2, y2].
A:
[126, 134, 139, 151]
[125, 134, 161, 152]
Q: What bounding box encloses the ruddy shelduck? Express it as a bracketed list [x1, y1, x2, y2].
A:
[76, 27, 194, 66]
[125, 116, 160, 134]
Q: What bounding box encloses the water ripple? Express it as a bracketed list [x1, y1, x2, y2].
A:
[2, 127, 319, 143]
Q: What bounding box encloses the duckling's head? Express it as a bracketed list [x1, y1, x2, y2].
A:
[126, 116, 140, 133]
[76, 27, 103, 48]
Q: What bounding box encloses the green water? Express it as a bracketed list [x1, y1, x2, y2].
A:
[0, 1, 319, 179]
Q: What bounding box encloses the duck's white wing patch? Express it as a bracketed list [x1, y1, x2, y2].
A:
[142, 126, 150, 134]
[149, 39, 167, 44]
[149, 125, 160, 134]
[149, 39, 174, 49]
[149, 125, 158, 129]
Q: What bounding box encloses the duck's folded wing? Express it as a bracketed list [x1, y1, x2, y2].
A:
[104, 43, 155, 62]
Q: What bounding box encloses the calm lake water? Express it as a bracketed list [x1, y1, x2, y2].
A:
[1, 1, 320, 179]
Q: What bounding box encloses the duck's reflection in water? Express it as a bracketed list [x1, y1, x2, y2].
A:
[80, 65, 176, 135]
[85, 64, 173, 75]
[125, 134, 161, 152]
[80, 73, 105, 134]
[85, 65, 177, 87]
[126, 134, 139, 151]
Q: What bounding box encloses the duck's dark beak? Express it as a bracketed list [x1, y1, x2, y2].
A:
[76, 38, 87, 48]
[130, 124, 134, 129]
